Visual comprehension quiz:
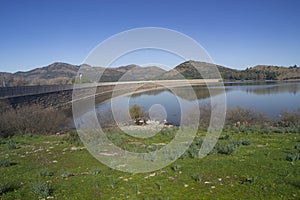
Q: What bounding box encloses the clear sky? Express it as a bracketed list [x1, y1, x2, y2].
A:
[0, 0, 299, 72]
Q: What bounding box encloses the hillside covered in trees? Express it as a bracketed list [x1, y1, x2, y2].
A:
[222, 65, 300, 80]
[161, 61, 300, 81]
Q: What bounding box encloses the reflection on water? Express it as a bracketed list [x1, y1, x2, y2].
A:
[95, 81, 300, 124]
[222, 81, 300, 95]
[130, 85, 225, 101]
[222, 81, 300, 119]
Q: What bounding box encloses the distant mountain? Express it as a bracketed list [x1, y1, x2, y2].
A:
[15, 62, 80, 79]
[159, 60, 238, 79]
[107, 65, 166, 81]
[0, 62, 80, 86]
[0, 62, 166, 87]
[78, 64, 166, 82]
[0, 61, 299, 87]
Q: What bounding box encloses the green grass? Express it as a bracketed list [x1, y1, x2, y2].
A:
[0, 128, 299, 199]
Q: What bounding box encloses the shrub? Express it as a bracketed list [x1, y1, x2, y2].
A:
[184, 137, 203, 159]
[216, 143, 236, 155]
[0, 158, 12, 167]
[231, 140, 242, 148]
[92, 168, 101, 175]
[38, 168, 54, 177]
[110, 179, 118, 189]
[199, 103, 212, 127]
[279, 109, 300, 127]
[0, 182, 8, 195]
[32, 181, 52, 198]
[286, 152, 299, 162]
[171, 162, 181, 171]
[184, 103, 213, 128]
[241, 140, 252, 146]
[0, 137, 5, 145]
[260, 126, 273, 134]
[273, 126, 293, 134]
[7, 140, 17, 150]
[0, 101, 11, 113]
[220, 134, 231, 140]
[129, 104, 146, 125]
[188, 143, 200, 158]
[226, 106, 269, 126]
[0, 181, 18, 195]
[195, 137, 203, 146]
[156, 182, 162, 191]
[295, 144, 300, 151]
[192, 174, 202, 182]
[64, 131, 82, 146]
[0, 103, 67, 137]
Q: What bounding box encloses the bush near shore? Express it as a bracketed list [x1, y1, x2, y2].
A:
[0, 102, 67, 138]
[0, 102, 300, 138]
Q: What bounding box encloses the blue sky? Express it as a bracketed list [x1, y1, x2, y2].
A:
[0, 0, 299, 72]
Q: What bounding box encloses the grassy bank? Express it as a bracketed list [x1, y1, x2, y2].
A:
[1, 127, 299, 199]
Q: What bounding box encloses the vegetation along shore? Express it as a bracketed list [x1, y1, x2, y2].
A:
[0, 102, 299, 199]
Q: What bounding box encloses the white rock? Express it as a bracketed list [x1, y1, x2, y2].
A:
[149, 172, 156, 177]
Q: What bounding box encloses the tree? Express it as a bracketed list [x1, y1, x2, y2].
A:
[258, 71, 266, 80]
[129, 104, 145, 125]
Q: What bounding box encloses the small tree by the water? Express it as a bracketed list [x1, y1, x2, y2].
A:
[129, 104, 145, 125]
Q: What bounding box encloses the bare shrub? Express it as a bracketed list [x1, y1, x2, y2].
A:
[0, 101, 15, 137]
[199, 103, 212, 127]
[184, 103, 222, 128]
[0, 101, 11, 112]
[0, 103, 66, 137]
[279, 108, 300, 127]
[225, 106, 269, 126]
[97, 107, 117, 128]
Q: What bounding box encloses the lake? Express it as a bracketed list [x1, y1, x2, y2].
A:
[95, 81, 300, 125]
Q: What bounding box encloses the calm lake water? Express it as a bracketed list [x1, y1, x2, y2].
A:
[95, 81, 300, 125]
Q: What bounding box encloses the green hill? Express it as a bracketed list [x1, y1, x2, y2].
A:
[159, 60, 240, 80]
[159, 61, 300, 81]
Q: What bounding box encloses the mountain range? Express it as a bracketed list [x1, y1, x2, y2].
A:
[0, 61, 299, 87]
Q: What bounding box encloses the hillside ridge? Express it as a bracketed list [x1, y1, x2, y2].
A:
[0, 61, 299, 87]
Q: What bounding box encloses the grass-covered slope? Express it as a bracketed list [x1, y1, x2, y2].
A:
[1, 127, 299, 199]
